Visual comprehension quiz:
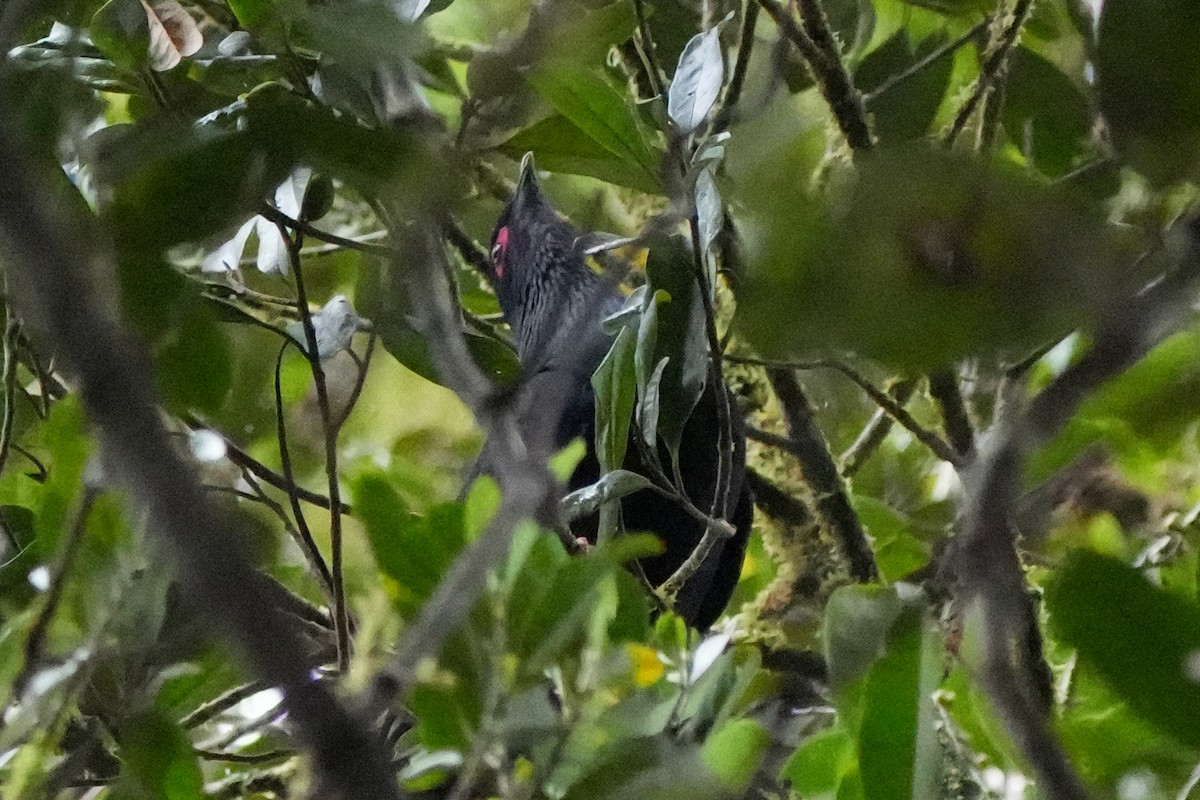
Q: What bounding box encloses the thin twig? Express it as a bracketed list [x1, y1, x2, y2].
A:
[631, 0, 668, 100]
[840, 378, 917, 476]
[713, 0, 761, 131]
[862, 17, 991, 106]
[442, 216, 491, 275]
[279, 222, 351, 674]
[181, 681, 269, 729]
[943, 0, 1034, 147]
[334, 333, 377, 431]
[208, 427, 349, 515]
[689, 221, 736, 521]
[0, 299, 20, 478]
[261, 204, 396, 258]
[727, 354, 962, 465]
[12, 489, 98, 698]
[272, 346, 336, 596]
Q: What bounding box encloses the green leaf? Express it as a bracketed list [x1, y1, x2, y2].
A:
[857, 608, 941, 800]
[511, 556, 609, 677]
[525, 64, 661, 186]
[90, 0, 150, 70]
[1096, 0, 1200, 186]
[500, 115, 663, 194]
[644, 236, 708, 456]
[850, 495, 930, 582]
[739, 145, 1145, 371]
[592, 327, 637, 467]
[1047, 551, 1200, 749]
[353, 473, 465, 615]
[856, 31, 953, 143]
[701, 719, 770, 794]
[117, 707, 204, 800]
[781, 725, 854, 797]
[1003, 47, 1093, 178]
[822, 584, 903, 692]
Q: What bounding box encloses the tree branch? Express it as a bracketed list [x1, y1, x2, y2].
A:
[714, 0, 761, 131]
[758, 0, 873, 151]
[0, 119, 400, 800]
[367, 222, 560, 708]
[953, 220, 1200, 799]
[928, 368, 975, 458]
[768, 368, 877, 581]
[727, 355, 961, 465]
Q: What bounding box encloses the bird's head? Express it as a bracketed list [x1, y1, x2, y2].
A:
[487, 153, 594, 355]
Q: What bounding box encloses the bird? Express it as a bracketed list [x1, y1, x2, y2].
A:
[473, 154, 752, 630]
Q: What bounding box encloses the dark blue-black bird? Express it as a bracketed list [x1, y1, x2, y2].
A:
[474, 156, 752, 630]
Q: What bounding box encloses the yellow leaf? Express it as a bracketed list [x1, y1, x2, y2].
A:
[625, 643, 664, 687]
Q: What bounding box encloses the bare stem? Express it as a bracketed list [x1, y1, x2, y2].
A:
[943, 0, 1034, 147]
[272, 346, 336, 598]
[279, 223, 351, 674]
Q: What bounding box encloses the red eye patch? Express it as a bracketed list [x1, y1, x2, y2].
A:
[491, 226, 510, 278]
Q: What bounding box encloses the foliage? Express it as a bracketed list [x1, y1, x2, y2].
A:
[2, 0, 1200, 799]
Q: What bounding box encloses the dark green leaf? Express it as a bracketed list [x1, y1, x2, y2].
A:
[856, 31, 953, 143]
[117, 707, 204, 800]
[644, 236, 708, 456]
[1047, 551, 1200, 749]
[90, 0, 149, 70]
[1097, 0, 1200, 186]
[1003, 47, 1093, 178]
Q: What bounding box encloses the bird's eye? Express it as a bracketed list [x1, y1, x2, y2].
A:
[491, 226, 510, 278]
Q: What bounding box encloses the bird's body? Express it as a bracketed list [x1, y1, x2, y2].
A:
[474, 157, 751, 629]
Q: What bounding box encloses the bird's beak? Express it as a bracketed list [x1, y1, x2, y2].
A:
[515, 151, 540, 205]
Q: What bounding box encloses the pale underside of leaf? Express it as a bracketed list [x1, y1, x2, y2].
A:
[143, 0, 201, 72]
